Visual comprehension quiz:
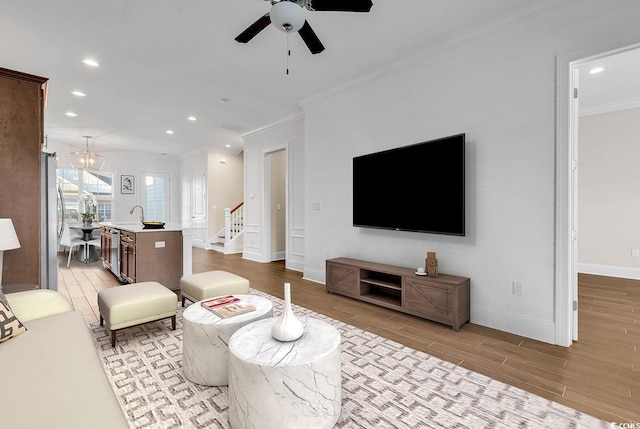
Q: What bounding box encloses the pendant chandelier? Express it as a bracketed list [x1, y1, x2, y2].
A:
[68, 136, 106, 170]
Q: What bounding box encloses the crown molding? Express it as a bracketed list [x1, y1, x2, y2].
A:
[298, 0, 586, 110]
[240, 112, 304, 139]
[579, 97, 640, 117]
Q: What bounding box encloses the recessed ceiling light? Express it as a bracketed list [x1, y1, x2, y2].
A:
[188, 116, 197, 121]
[589, 66, 604, 74]
[82, 58, 99, 67]
[165, 130, 174, 134]
[225, 144, 231, 148]
[65, 112, 78, 117]
[71, 90, 87, 97]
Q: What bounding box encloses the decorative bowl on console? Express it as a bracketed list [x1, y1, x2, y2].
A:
[142, 221, 165, 229]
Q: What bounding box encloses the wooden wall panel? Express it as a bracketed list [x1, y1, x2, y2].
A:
[0, 67, 48, 287]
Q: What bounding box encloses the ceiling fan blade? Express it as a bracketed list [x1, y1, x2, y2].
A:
[306, 0, 373, 12]
[298, 21, 325, 54]
[235, 14, 271, 43]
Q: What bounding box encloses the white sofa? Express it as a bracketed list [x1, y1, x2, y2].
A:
[1, 289, 129, 429]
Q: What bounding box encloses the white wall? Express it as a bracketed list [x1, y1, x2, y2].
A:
[207, 152, 244, 239]
[48, 140, 181, 223]
[578, 107, 640, 279]
[242, 117, 305, 272]
[299, 2, 640, 344]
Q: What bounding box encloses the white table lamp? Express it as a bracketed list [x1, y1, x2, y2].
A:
[0, 219, 21, 286]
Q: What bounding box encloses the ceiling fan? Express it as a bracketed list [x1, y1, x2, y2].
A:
[235, 0, 373, 55]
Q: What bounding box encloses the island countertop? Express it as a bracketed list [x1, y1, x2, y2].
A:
[99, 222, 191, 233]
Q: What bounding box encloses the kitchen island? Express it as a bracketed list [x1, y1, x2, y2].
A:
[99, 222, 193, 291]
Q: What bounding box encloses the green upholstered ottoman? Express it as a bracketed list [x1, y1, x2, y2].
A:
[97, 282, 177, 347]
[180, 271, 250, 306]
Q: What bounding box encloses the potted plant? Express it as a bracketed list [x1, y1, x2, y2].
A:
[81, 193, 97, 225]
[81, 211, 94, 226]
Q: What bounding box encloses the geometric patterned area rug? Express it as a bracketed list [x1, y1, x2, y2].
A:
[89, 289, 609, 429]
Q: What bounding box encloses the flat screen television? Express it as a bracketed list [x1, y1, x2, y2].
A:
[353, 133, 465, 236]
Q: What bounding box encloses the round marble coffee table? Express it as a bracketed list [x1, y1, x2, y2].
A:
[228, 317, 342, 429]
[182, 294, 273, 386]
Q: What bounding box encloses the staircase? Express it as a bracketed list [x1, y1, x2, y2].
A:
[209, 202, 244, 254]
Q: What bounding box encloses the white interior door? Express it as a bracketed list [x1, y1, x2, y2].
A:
[191, 172, 206, 247]
[140, 171, 170, 222]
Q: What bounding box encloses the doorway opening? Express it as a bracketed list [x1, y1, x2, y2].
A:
[556, 42, 640, 346]
[263, 148, 287, 263]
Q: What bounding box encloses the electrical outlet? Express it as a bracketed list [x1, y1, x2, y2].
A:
[512, 281, 524, 296]
[632, 249, 640, 258]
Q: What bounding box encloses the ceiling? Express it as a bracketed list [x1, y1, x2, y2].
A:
[1, 1, 636, 157]
[578, 47, 640, 116]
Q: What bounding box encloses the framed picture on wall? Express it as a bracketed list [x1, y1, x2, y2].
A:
[121, 175, 134, 194]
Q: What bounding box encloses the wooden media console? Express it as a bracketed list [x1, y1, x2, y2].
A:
[326, 257, 470, 330]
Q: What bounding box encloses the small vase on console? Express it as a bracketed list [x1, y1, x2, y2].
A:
[271, 282, 304, 342]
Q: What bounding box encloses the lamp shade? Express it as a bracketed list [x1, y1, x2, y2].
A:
[270, 1, 305, 33]
[0, 219, 20, 251]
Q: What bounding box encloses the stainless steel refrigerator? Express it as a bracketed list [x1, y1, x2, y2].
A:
[41, 151, 63, 290]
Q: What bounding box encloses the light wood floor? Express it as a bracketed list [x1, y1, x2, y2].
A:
[57, 248, 640, 424]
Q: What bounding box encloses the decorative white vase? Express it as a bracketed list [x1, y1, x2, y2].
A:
[271, 282, 304, 342]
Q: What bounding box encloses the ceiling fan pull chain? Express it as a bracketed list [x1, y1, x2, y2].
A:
[286, 29, 291, 75]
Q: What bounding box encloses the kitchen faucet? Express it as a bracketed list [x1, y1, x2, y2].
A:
[130, 205, 144, 223]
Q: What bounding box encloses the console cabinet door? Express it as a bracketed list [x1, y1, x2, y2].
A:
[326, 261, 359, 297]
[120, 231, 136, 283]
[120, 242, 136, 283]
[100, 227, 112, 268]
[403, 278, 453, 323]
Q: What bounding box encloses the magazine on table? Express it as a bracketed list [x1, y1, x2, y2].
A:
[201, 295, 240, 310]
[210, 301, 256, 319]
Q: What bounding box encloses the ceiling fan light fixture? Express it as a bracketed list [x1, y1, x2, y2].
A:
[270, 1, 305, 33]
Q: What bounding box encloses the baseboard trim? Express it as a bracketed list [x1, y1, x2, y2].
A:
[577, 263, 640, 280]
[242, 250, 267, 263]
[286, 260, 304, 273]
[303, 266, 325, 284]
[471, 304, 557, 345]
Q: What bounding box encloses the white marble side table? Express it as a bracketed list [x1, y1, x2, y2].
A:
[182, 294, 273, 386]
[228, 317, 342, 429]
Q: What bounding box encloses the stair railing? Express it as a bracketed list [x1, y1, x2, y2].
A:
[224, 202, 244, 245]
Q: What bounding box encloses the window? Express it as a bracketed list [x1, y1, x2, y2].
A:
[141, 172, 170, 222]
[58, 168, 113, 221]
